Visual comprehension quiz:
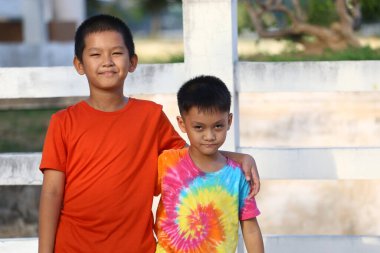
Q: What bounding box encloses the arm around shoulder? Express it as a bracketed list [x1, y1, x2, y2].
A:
[220, 150, 260, 196]
[38, 169, 65, 253]
[241, 218, 264, 253]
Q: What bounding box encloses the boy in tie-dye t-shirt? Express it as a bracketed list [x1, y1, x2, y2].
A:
[154, 76, 264, 253]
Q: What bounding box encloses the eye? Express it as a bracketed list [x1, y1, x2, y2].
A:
[90, 53, 100, 57]
[193, 125, 203, 131]
[113, 51, 123, 55]
[215, 124, 224, 129]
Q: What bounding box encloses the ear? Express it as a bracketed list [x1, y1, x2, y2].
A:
[227, 113, 233, 130]
[176, 116, 187, 133]
[73, 56, 85, 75]
[128, 54, 138, 73]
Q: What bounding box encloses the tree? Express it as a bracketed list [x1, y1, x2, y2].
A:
[87, 0, 181, 37]
[361, 0, 380, 22]
[130, 0, 181, 37]
[243, 0, 362, 53]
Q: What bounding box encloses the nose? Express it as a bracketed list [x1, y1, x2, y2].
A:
[203, 129, 216, 141]
[103, 54, 114, 67]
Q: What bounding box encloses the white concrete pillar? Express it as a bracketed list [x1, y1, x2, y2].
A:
[22, 0, 47, 44]
[182, 0, 240, 151]
[53, 0, 85, 27]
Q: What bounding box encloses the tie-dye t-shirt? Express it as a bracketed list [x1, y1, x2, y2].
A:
[154, 148, 260, 253]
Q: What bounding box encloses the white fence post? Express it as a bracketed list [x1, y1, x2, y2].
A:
[182, 0, 240, 151]
[22, 0, 47, 44]
[182, 1, 244, 251]
[52, 0, 85, 27]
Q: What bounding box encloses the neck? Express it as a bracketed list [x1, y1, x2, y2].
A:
[86, 92, 128, 112]
[188, 147, 226, 173]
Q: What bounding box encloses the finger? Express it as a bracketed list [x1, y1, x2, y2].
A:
[244, 169, 252, 182]
[248, 179, 256, 198]
[248, 173, 260, 198]
[252, 176, 260, 196]
[248, 181, 259, 198]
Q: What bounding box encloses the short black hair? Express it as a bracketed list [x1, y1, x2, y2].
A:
[74, 14, 135, 62]
[177, 75, 231, 115]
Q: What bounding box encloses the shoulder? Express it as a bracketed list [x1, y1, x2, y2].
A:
[158, 148, 188, 179]
[225, 158, 249, 183]
[49, 102, 82, 123]
[227, 158, 242, 171]
[159, 148, 188, 164]
[160, 148, 187, 159]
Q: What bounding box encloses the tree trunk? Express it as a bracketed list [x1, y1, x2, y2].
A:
[244, 0, 361, 54]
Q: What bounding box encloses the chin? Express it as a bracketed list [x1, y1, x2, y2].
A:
[200, 148, 219, 156]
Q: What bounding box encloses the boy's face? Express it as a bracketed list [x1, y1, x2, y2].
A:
[177, 107, 232, 157]
[73, 30, 137, 93]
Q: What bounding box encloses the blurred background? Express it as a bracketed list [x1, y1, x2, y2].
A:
[1, 0, 380, 238]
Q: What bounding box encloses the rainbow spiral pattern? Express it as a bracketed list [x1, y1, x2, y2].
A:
[155, 149, 260, 253]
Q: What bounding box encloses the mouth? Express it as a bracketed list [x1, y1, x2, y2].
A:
[99, 70, 117, 76]
[202, 144, 218, 148]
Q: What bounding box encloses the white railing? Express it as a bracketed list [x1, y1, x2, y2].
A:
[1, 0, 380, 252]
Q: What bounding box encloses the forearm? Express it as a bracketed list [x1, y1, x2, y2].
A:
[244, 231, 264, 253]
[241, 218, 264, 253]
[38, 171, 64, 253]
[39, 193, 62, 253]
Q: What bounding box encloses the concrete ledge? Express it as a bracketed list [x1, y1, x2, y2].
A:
[0, 64, 186, 99]
[261, 235, 380, 253]
[2, 147, 380, 185]
[238, 61, 380, 92]
[239, 147, 380, 179]
[0, 153, 42, 185]
[0, 238, 37, 253]
[2, 235, 379, 253]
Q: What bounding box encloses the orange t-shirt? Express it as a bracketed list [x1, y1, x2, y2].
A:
[40, 98, 185, 253]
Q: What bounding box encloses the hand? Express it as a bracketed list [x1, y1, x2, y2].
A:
[241, 155, 260, 198]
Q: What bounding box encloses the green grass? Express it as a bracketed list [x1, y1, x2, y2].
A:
[162, 46, 380, 63]
[239, 46, 380, 62]
[0, 108, 62, 152]
[136, 46, 380, 63]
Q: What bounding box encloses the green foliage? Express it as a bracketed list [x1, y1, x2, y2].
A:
[136, 0, 169, 13]
[307, 0, 337, 27]
[0, 109, 60, 152]
[361, 0, 380, 22]
[240, 46, 380, 62]
[87, 0, 145, 24]
[139, 54, 184, 64]
[238, 2, 254, 34]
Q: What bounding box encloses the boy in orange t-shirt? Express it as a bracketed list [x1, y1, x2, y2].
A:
[38, 14, 260, 253]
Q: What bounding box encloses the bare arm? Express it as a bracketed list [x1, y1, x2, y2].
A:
[38, 170, 65, 253]
[241, 218, 264, 253]
[220, 151, 260, 197]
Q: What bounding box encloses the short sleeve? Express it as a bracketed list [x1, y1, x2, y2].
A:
[239, 174, 261, 220]
[156, 110, 185, 153]
[39, 113, 67, 173]
[155, 152, 166, 196]
[154, 149, 188, 196]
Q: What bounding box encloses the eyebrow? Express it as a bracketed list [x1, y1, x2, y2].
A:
[86, 46, 126, 51]
[191, 119, 225, 125]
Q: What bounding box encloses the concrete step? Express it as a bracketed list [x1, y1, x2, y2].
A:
[1, 235, 379, 253]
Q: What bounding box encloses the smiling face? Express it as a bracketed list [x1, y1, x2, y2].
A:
[178, 107, 232, 158]
[73, 30, 138, 94]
